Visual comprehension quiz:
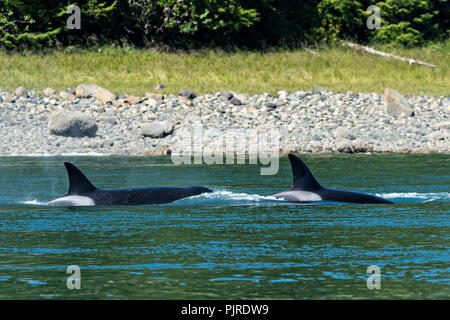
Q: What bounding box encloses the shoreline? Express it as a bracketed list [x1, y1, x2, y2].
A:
[0, 86, 448, 156]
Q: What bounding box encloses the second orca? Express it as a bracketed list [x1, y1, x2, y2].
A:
[273, 154, 393, 204]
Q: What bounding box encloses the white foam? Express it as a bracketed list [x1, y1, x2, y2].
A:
[376, 192, 449, 201]
[174, 189, 284, 205]
[197, 189, 283, 202]
[22, 199, 46, 205]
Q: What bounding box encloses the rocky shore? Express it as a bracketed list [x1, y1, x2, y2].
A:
[0, 84, 448, 156]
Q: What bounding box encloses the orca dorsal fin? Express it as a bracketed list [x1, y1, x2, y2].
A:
[288, 154, 322, 191]
[64, 162, 97, 195]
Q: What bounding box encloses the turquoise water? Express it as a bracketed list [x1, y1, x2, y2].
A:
[0, 154, 448, 299]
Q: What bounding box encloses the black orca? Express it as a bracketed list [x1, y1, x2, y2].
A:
[272, 154, 393, 204]
[47, 162, 213, 206]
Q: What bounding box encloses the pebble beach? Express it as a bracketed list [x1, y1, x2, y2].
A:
[0, 84, 448, 156]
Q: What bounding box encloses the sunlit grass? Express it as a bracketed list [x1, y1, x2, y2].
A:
[0, 42, 448, 97]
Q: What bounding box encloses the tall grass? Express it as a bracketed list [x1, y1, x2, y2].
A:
[0, 42, 448, 97]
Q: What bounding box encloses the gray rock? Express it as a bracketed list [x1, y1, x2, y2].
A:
[75, 83, 116, 102]
[75, 83, 99, 97]
[145, 92, 163, 101]
[141, 121, 174, 138]
[218, 91, 233, 100]
[384, 88, 413, 116]
[3, 92, 14, 102]
[334, 127, 356, 140]
[43, 87, 55, 96]
[15, 86, 28, 98]
[336, 138, 372, 153]
[48, 111, 98, 137]
[179, 89, 196, 99]
[295, 91, 307, 97]
[124, 95, 142, 104]
[154, 84, 167, 90]
[436, 121, 450, 130]
[234, 94, 250, 104]
[103, 139, 115, 147]
[265, 102, 277, 110]
[60, 91, 76, 101]
[230, 97, 242, 106]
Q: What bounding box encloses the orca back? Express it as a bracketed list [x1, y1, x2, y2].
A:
[281, 154, 393, 204]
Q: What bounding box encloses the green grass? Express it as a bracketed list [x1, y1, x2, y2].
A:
[0, 42, 448, 97]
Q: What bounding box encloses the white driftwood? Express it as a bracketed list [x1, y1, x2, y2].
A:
[341, 41, 436, 68]
[304, 47, 320, 56]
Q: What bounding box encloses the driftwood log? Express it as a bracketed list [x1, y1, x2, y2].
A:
[341, 40, 436, 68]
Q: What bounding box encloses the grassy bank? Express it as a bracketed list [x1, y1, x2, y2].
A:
[0, 43, 448, 97]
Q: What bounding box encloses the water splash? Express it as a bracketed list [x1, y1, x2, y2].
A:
[376, 192, 449, 203]
[22, 199, 46, 205]
[172, 189, 284, 206]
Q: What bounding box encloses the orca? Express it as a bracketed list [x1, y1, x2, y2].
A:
[47, 162, 213, 206]
[272, 154, 393, 204]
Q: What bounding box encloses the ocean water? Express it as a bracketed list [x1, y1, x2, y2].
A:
[0, 154, 448, 299]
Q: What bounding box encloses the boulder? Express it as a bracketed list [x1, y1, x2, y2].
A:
[75, 83, 97, 97]
[75, 83, 116, 102]
[334, 127, 356, 140]
[178, 89, 196, 99]
[3, 92, 15, 102]
[384, 88, 413, 116]
[218, 91, 233, 100]
[141, 121, 174, 138]
[43, 87, 55, 96]
[15, 86, 28, 97]
[59, 91, 76, 101]
[48, 111, 98, 137]
[336, 138, 372, 153]
[145, 92, 163, 100]
[145, 98, 158, 108]
[124, 95, 142, 104]
[230, 97, 242, 106]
